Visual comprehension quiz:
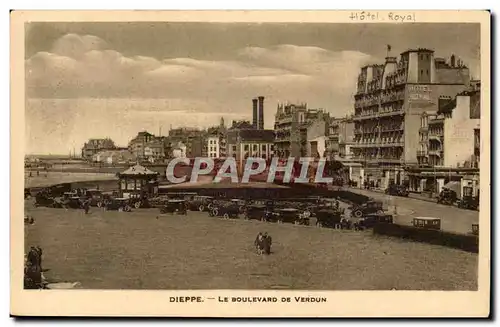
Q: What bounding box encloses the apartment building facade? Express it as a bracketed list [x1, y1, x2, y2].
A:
[407, 89, 480, 193]
[274, 103, 330, 158]
[352, 48, 470, 188]
[81, 138, 117, 159]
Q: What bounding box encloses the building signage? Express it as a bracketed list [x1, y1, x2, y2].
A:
[408, 85, 432, 102]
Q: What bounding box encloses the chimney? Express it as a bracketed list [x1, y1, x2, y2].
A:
[252, 98, 258, 129]
[450, 54, 456, 67]
[258, 96, 265, 130]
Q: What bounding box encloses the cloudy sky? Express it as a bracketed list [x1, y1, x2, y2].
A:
[25, 22, 480, 155]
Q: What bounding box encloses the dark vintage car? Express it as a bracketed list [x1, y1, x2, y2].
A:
[412, 217, 441, 230]
[188, 196, 215, 212]
[148, 195, 171, 208]
[159, 199, 187, 215]
[103, 198, 132, 212]
[34, 193, 50, 207]
[83, 189, 106, 207]
[437, 189, 457, 206]
[128, 192, 151, 209]
[62, 196, 85, 209]
[350, 200, 384, 218]
[457, 187, 479, 211]
[353, 213, 393, 230]
[273, 208, 310, 225]
[384, 184, 409, 197]
[471, 224, 479, 235]
[244, 204, 274, 221]
[209, 201, 240, 219]
[315, 208, 344, 228]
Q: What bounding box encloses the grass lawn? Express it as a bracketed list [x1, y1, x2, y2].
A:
[24, 202, 478, 290]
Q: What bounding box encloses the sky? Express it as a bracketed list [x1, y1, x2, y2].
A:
[25, 22, 480, 155]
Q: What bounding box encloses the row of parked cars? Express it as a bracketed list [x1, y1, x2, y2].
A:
[157, 193, 394, 230]
[33, 188, 148, 212]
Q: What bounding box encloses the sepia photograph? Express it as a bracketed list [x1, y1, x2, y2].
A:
[11, 10, 490, 317]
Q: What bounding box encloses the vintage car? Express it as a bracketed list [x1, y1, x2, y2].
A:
[62, 196, 84, 209]
[209, 201, 240, 219]
[34, 192, 55, 208]
[103, 198, 132, 212]
[273, 208, 310, 225]
[159, 199, 188, 215]
[244, 204, 274, 221]
[229, 199, 247, 213]
[437, 189, 457, 206]
[148, 195, 171, 207]
[83, 189, 105, 207]
[353, 213, 393, 230]
[457, 186, 479, 211]
[315, 208, 344, 228]
[187, 196, 215, 212]
[412, 216, 441, 230]
[384, 184, 409, 197]
[128, 192, 151, 209]
[350, 200, 384, 218]
[471, 224, 479, 235]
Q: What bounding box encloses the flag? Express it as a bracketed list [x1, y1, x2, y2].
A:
[387, 44, 392, 53]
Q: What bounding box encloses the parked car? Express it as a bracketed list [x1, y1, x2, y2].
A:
[353, 213, 393, 230]
[457, 187, 479, 210]
[244, 204, 273, 221]
[229, 199, 247, 214]
[471, 224, 479, 235]
[63, 196, 84, 209]
[210, 201, 240, 219]
[273, 208, 310, 225]
[350, 200, 384, 218]
[188, 196, 215, 212]
[159, 199, 187, 215]
[128, 192, 151, 209]
[412, 216, 441, 230]
[315, 208, 343, 228]
[104, 198, 132, 212]
[83, 189, 105, 207]
[385, 184, 409, 197]
[437, 189, 457, 206]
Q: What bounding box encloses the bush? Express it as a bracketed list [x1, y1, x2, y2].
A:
[373, 223, 479, 253]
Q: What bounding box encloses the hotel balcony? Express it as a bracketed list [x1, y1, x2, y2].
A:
[381, 92, 405, 105]
[417, 150, 427, 157]
[275, 116, 293, 125]
[353, 110, 404, 121]
[428, 134, 443, 142]
[428, 149, 442, 156]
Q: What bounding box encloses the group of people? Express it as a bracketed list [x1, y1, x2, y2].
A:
[254, 232, 272, 255]
[24, 246, 45, 289]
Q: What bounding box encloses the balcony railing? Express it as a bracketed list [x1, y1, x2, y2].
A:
[353, 110, 404, 120]
[381, 92, 405, 104]
[428, 134, 442, 142]
[428, 149, 442, 156]
[417, 150, 427, 156]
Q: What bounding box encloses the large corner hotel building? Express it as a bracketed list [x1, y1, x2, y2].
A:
[352, 48, 471, 188]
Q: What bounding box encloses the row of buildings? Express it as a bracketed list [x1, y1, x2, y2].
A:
[80, 46, 481, 197]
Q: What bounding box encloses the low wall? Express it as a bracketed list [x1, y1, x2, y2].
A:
[373, 223, 479, 253]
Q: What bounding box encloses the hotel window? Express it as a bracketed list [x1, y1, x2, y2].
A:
[232, 145, 237, 152]
[253, 144, 258, 151]
[262, 145, 266, 151]
[244, 144, 249, 151]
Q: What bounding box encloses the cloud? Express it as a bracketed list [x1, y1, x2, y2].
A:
[26, 33, 372, 101]
[25, 34, 376, 153]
